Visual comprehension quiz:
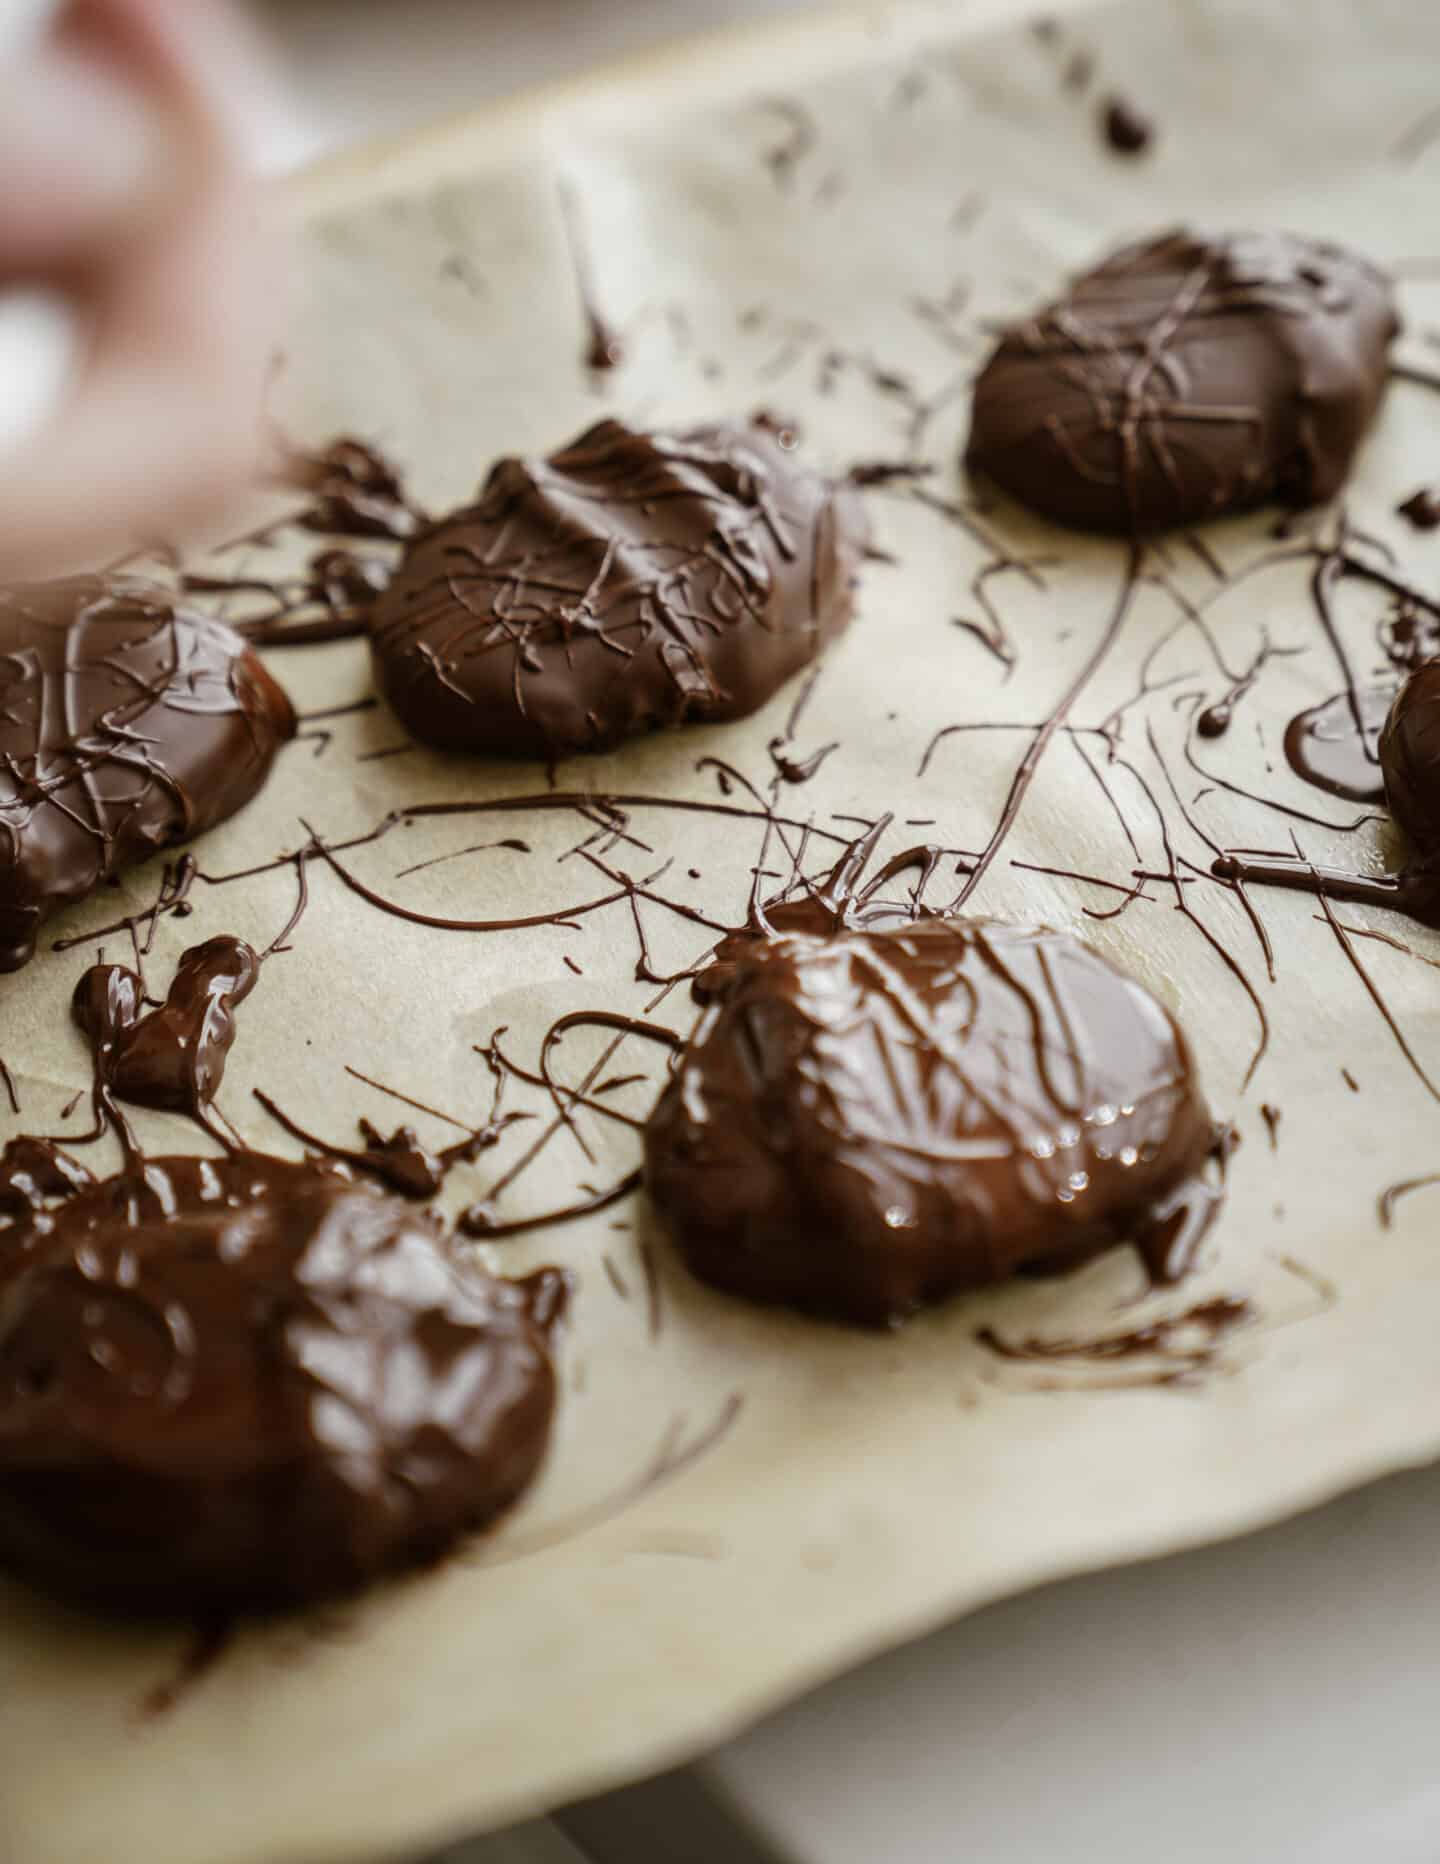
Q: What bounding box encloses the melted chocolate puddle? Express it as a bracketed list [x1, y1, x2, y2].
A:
[1283, 685, 1391, 802]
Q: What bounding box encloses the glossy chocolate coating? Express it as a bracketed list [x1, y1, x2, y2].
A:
[369, 418, 867, 758]
[1380, 661, 1440, 853]
[646, 919, 1217, 1326]
[73, 936, 258, 1120]
[0, 1155, 561, 1614]
[966, 230, 1398, 532]
[0, 578, 295, 971]
[691, 896, 844, 1002]
[0, 1137, 91, 1222]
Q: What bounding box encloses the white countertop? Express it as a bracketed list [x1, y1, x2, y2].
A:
[249, 6, 1440, 1860]
[561, 1458, 1440, 1864]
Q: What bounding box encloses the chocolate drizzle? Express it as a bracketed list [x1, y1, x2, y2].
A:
[1195, 637, 1288, 739]
[967, 231, 1398, 532]
[0, 579, 295, 970]
[183, 549, 392, 650]
[368, 418, 867, 759]
[691, 815, 942, 1002]
[1379, 1172, 1440, 1227]
[280, 436, 422, 544]
[978, 1295, 1252, 1390]
[1209, 847, 1440, 1096]
[1216, 659, 1440, 935]
[461, 1171, 643, 1242]
[54, 853, 199, 957]
[159, 438, 421, 651]
[253, 1091, 524, 1200]
[950, 545, 1142, 911]
[558, 180, 624, 374]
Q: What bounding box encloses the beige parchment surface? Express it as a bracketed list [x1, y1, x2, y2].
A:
[3, 0, 1440, 1859]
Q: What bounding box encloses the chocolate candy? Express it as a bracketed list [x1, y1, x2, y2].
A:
[369, 418, 867, 758]
[0, 578, 295, 971]
[646, 918, 1218, 1325]
[1380, 660, 1440, 854]
[0, 1155, 563, 1614]
[967, 230, 1397, 532]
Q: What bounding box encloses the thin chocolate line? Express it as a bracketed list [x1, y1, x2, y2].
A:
[1313, 884, 1440, 1104]
[948, 544, 1142, 911]
[638, 1237, 663, 1341]
[460, 1169, 641, 1240]
[1121, 745, 1270, 1091]
[1379, 1174, 1440, 1228]
[341, 1065, 475, 1134]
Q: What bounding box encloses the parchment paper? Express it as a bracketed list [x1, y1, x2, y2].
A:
[4, 1, 1440, 1859]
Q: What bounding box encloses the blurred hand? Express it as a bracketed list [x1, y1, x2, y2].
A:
[0, 0, 287, 578]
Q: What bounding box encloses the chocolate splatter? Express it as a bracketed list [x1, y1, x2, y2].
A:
[1101, 96, 1153, 154]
